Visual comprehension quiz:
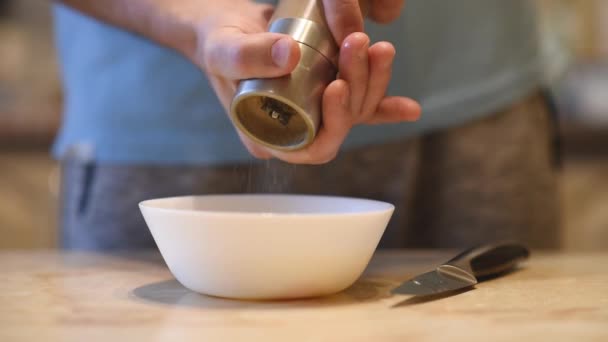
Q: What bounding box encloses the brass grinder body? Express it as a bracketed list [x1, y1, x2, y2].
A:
[231, 0, 365, 151]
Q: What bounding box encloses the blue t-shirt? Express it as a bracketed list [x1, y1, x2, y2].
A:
[52, 0, 543, 165]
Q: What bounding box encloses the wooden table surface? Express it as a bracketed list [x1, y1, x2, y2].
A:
[0, 250, 606, 342]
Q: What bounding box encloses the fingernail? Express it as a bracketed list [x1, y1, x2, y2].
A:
[271, 37, 291, 68]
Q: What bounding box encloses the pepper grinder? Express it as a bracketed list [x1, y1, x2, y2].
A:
[230, 0, 367, 151]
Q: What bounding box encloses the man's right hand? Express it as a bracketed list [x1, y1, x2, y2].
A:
[194, 0, 420, 164]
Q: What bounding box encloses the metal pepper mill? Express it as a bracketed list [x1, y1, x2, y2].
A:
[230, 0, 366, 151]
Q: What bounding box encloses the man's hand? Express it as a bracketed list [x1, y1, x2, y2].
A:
[197, 1, 419, 164]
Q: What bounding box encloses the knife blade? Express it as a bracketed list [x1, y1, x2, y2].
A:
[392, 242, 530, 296]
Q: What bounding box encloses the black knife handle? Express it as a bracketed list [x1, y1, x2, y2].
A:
[446, 242, 530, 280]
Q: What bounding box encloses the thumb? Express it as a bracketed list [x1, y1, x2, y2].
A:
[203, 30, 301, 80]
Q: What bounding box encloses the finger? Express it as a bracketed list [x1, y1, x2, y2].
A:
[237, 131, 273, 159]
[365, 97, 422, 124]
[257, 3, 275, 23]
[358, 41, 395, 123]
[322, 0, 364, 44]
[369, 0, 406, 23]
[339, 32, 370, 120]
[207, 76, 236, 112]
[271, 80, 351, 164]
[203, 30, 301, 79]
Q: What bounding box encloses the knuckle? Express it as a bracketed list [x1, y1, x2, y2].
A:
[201, 36, 220, 74]
[297, 151, 322, 165]
[359, 111, 376, 124]
[204, 36, 252, 77]
[249, 147, 269, 159]
[317, 150, 338, 164]
[229, 44, 250, 74]
[336, 0, 360, 13]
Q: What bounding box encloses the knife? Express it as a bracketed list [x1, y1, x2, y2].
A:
[392, 242, 530, 296]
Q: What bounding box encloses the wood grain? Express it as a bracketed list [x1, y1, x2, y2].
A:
[0, 250, 606, 342]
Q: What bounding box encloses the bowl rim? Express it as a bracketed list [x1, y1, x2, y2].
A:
[138, 193, 395, 217]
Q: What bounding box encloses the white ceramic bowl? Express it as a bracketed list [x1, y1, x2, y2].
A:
[139, 194, 394, 300]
